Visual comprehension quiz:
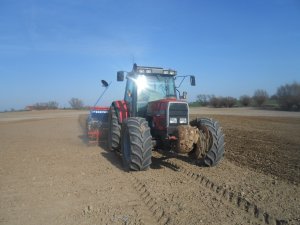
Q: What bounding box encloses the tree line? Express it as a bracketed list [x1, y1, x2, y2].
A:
[27, 98, 85, 110]
[192, 82, 300, 111]
[24, 82, 300, 112]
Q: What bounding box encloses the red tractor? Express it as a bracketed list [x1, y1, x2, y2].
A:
[108, 64, 224, 171]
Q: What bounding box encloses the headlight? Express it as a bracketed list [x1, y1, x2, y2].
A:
[169, 117, 177, 124]
[179, 117, 187, 124]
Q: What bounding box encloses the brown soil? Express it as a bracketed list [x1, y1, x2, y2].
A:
[0, 109, 299, 225]
[190, 114, 300, 185]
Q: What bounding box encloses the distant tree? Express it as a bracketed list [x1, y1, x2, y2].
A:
[223, 97, 237, 108]
[209, 96, 236, 108]
[210, 96, 221, 108]
[46, 101, 59, 109]
[34, 102, 48, 110]
[196, 94, 212, 106]
[239, 95, 252, 106]
[253, 89, 269, 107]
[276, 82, 300, 111]
[69, 98, 84, 109]
[270, 94, 278, 101]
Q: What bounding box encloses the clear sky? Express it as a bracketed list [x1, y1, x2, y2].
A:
[0, 0, 299, 111]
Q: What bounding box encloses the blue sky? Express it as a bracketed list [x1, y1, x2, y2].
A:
[0, 0, 299, 111]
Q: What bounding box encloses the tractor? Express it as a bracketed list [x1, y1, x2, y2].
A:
[108, 64, 224, 171]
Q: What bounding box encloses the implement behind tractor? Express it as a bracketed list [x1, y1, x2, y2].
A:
[86, 80, 110, 145]
[107, 64, 225, 171]
[86, 107, 109, 144]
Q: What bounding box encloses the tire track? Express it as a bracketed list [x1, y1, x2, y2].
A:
[163, 157, 288, 225]
[130, 174, 171, 225]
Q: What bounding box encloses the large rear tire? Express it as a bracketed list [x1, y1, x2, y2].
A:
[108, 107, 121, 151]
[121, 117, 152, 171]
[190, 118, 225, 166]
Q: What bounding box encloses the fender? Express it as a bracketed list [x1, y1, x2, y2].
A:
[111, 100, 128, 123]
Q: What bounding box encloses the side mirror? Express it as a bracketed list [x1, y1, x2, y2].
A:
[180, 91, 187, 100]
[117, 71, 125, 81]
[190, 76, 196, 86]
[101, 80, 109, 87]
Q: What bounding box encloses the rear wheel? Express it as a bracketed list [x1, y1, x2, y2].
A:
[108, 107, 121, 151]
[190, 118, 225, 166]
[121, 117, 152, 171]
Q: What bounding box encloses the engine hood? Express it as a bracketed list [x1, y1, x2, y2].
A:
[147, 98, 187, 117]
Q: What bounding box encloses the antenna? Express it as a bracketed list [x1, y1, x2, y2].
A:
[131, 54, 135, 64]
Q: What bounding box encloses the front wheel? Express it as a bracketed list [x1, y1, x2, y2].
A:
[190, 118, 225, 166]
[121, 117, 152, 171]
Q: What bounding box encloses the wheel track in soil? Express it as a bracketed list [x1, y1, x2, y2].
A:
[121, 150, 289, 225]
[71, 150, 159, 225]
[79, 115, 158, 225]
[153, 151, 289, 225]
[130, 157, 259, 225]
[100, 148, 294, 225]
[130, 174, 171, 225]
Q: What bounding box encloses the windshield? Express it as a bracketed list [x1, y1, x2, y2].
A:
[135, 74, 176, 102]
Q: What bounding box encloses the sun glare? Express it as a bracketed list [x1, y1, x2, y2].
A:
[133, 75, 149, 94]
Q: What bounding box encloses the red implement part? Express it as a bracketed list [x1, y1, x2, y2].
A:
[87, 130, 100, 145]
[87, 107, 109, 145]
[90, 106, 110, 111]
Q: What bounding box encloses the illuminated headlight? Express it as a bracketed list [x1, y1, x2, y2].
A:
[169, 70, 176, 75]
[163, 70, 169, 74]
[138, 69, 145, 73]
[145, 69, 152, 73]
[169, 117, 177, 124]
[179, 117, 187, 124]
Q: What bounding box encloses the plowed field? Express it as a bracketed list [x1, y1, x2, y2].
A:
[0, 108, 299, 225]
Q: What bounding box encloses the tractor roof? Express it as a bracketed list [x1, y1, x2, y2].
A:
[132, 63, 177, 76]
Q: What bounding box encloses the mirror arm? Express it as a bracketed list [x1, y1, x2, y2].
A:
[175, 76, 187, 88]
[176, 88, 181, 98]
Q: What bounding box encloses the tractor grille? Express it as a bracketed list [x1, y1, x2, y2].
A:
[167, 102, 189, 131]
[169, 102, 188, 117]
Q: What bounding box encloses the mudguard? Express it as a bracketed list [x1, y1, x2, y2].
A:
[111, 100, 129, 123]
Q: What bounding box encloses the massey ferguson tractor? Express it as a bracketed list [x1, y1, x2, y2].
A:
[108, 64, 224, 171]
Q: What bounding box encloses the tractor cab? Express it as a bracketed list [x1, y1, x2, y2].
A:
[117, 64, 195, 118]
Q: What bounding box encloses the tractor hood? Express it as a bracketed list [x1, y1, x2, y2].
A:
[147, 98, 178, 116]
[147, 99, 189, 135]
